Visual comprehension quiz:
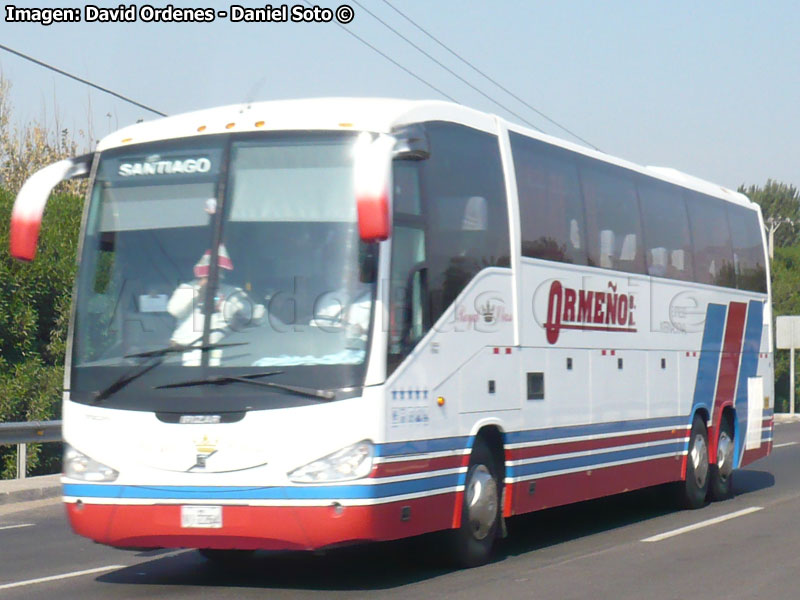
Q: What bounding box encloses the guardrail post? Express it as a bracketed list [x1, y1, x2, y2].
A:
[16, 443, 27, 479]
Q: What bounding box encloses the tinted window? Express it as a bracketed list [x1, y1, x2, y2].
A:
[387, 122, 510, 373]
[686, 191, 735, 287]
[393, 162, 422, 215]
[727, 205, 767, 292]
[637, 176, 695, 281]
[511, 133, 587, 264]
[421, 122, 510, 319]
[578, 159, 645, 274]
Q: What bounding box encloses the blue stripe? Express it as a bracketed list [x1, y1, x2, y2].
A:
[512, 440, 685, 479]
[692, 303, 727, 416]
[376, 436, 471, 458]
[64, 472, 463, 502]
[735, 300, 764, 466]
[505, 415, 687, 445]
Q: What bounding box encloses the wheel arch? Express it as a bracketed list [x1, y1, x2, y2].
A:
[692, 406, 711, 428]
[466, 419, 507, 484]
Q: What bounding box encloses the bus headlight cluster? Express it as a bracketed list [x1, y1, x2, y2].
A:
[288, 440, 374, 483]
[63, 444, 119, 482]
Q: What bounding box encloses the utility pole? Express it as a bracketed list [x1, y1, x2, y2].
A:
[765, 216, 794, 259]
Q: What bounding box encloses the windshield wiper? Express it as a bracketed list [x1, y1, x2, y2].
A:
[93, 341, 249, 402]
[125, 341, 248, 359]
[154, 372, 336, 401]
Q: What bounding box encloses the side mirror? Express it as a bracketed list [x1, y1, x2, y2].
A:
[10, 153, 92, 261]
[392, 124, 430, 161]
[353, 133, 394, 243]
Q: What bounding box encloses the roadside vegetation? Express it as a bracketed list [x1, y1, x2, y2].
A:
[0, 75, 85, 478]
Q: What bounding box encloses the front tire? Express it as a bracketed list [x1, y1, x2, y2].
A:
[708, 414, 735, 501]
[445, 438, 501, 568]
[679, 414, 710, 509]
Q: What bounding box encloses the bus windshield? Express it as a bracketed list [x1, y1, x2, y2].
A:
[71, 132, 377, 411]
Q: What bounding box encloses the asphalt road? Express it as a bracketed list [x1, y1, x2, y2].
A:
[1, 423, 798, 599]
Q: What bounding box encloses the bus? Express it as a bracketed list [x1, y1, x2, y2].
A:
[9, 98, 773, 567]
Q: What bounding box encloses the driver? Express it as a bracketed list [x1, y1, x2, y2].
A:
[167, 244, 263, 366]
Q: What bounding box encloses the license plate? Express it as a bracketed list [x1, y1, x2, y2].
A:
[181, 505, 222, 528]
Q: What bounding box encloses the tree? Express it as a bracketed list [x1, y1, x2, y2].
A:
[768, 245, 800, 412]
[0, 187, 82, 477]
[739, 180, 800, 250]
[0, 73, 86, 477]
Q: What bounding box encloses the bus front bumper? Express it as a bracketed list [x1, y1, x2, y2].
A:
[64, 494, 459, 551]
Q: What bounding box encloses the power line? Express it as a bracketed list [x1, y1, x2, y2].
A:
[301, 1, 458, 103]
[351, 0, 543, 133]
[380, 0, 600, 151]
[0, 43, 167, 117]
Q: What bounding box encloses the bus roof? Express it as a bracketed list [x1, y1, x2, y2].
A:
[96, 97, 754, 209]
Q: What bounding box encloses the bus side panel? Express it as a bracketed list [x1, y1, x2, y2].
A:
[510, 260, 770, 516]
[509, 456, 682, 514]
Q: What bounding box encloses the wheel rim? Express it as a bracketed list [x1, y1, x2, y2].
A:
[466, 464, 498, 540]
[691, 433, 709, 488]
[717, 431, 734, 482]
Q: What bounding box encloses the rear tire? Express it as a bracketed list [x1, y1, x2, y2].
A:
[708, 414, 735, 501]
[444, 438, 501, 568]
[679, 414, 710, 509]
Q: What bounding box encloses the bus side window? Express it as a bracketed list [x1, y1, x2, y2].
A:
[510, 132, 587, 265]
[578, 159, 645, 274]
[419, 122, 510, 322]
[388, 161, 427, 372]
[637, 176, 695, 281]
[388, 224, 426, 357]
[686, 191, 735, 288]
[727, 204, 768, 293]
[386, 123, 511, 375]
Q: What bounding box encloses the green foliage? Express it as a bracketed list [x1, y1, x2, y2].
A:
[0, 186, 82, 478]
[739, 180, 800, 248]
[0, 73, 87, 478]
[738, 180, 800, 411]
[770, 245, 800, 412]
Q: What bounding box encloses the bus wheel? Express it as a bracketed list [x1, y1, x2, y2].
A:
[708, 415, 735, 501]
[198, 549, 255, 565]
[446, 438, 501, 567]
[679, 414, 710, 509]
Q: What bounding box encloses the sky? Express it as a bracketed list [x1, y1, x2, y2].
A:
[1, 0, 798, 190]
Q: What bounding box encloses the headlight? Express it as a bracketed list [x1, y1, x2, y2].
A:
[288, 440, 374, 483]
[63, 444, 119, 482]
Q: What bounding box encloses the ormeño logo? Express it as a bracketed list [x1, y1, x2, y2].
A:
[544, 280, 637, 344]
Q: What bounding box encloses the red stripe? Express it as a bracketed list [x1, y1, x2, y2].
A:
[713, 302, 747, 415]
[709, 302, 747, 463]
[508, 429, 687, 461]
[741, 444, 771, 467]
[510, 456, 682, 515]
[371, 455, 463, 478]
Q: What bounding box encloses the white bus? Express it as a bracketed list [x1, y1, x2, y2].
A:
[10, 99, 773, 567]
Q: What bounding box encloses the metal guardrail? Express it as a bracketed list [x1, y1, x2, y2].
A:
[0, 421, 62, 479]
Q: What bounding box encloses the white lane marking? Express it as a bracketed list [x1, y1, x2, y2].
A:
[0, 523, 34, 531]
[641, 506, 763, 543]
[0, 565, 123, 590]
[774, 442, 797, 448]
